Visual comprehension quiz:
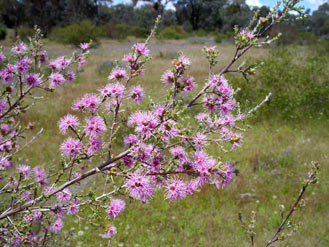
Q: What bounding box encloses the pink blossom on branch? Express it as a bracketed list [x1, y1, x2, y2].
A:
[58, 114, 80, 134]
[60, 137, 82, 157]
[107, 199, 126, 218]
[84, 116, 106, 136]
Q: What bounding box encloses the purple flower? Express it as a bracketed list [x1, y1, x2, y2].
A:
[129, 86, 144, 103]
[161, 70, 175, 84]
[132, 143, 154, 162]
[122, 156, 135, 167]
[170, 146, 188, 163]
[154, 105, 165, 117]
[165, 179, 187, 201]
[60, 137, 82, 157]
[221, 162, 235, 188]
[239, 29, 254, 41]
[128, 111, 159, 137]
[87, 136, 102, 154]
[74, 94, 101, 113]
[108, 68, 127, 81]
[48, 60, 60, 70]
[12, 233, 22, 245]
[193, 151, 216, 175]
[220, 99, 236, 114]
[124, 134, 139, 146]
[11, 42, 27, 54]
[18, 164, 31, 178]
[84, 116, 106, 136]
[66, 71, 75, 83]
[49, 73, 65, 88]
[38, 51, 48, 64]
[67, 200, 80, 215]
[1, 159, 13, 169]
[56, 56, 70, 70]
[180, 77, 196, 93]
[55, 188, 71, 203]
[193, 133, 207, 149]
[0, 123, 10, 135]
[0, 52, 5, 63]
[195, 113, 212, 125]
[78, 55, 86, 68]
[203, 95, 221, 112]
[217, 78, 232, 98]
[21, 191, 33, 202]
[34, 166, 47, 185]
[33, 211, 43, 222]
[58, 114, 80, 134]
[186, 180, 199, 195]
[209, 74, 221, 86]
[54, 206, 64, 219]
[107, 199, 125, 218]
[105, 224, 117, 238]
[0, 100, 6, 113]
[16, 58, 32, 73]
[173, 55, 190, 71]
[80, 43, 89, 51]
[123, 54, 134, 63]
[99, 83, 125, 98]
[25, 74, 41, 87]
[126, 172, 155, 203]
[50, 219, 63, 232]
[133, 43, 150, 56]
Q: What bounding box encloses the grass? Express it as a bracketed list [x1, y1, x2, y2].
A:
[1, 38, 328, 246]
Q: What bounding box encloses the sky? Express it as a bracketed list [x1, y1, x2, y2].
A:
[113, 0, 328, 11]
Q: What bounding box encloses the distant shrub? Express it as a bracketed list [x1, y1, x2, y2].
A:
[0, 27, 6, 40]
[298, 32, 318, 45]
[182, 21, 193, 33]
[193, 29, 208, 37]
[17, 26, 34, 41]
[214, 33, 226, 43]
[101, 23, 129, 39]
[50, 20, 101, 46]
[157, 51, 179, 59]
[232, 47, 329, 120]
[159, 25, 187, 40]
[97, 61, 125, 76]
[130, 26, 149, 38]
[268, 24, 318, 46]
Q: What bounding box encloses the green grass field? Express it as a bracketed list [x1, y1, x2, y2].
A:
[1, 38, 328, 247]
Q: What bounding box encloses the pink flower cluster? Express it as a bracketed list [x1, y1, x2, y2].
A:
[126, 172, 155, 203]
[107, 199, 125, 218]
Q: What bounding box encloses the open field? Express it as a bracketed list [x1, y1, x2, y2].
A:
[1, 38, 328, 247]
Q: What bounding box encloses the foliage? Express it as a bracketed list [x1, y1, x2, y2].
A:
[159, 25, 187, 39]
[101, 23, 129, 39]
[50, 20, 101, 46]
[97, 60, 125, 76]
[0, 0, 328, 40]
[308, 2, 329, 36]
[231, 44, 329, 121]
[0, 27, 6, 40]
[214, 33, 226, 43]
[17, 25, 34, 41]
[130, 26, 149, 38]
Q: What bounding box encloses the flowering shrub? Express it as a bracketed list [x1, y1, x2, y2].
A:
[0, 1, 313, 246]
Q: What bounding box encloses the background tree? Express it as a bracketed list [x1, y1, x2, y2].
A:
[309, 2, 329, 35]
